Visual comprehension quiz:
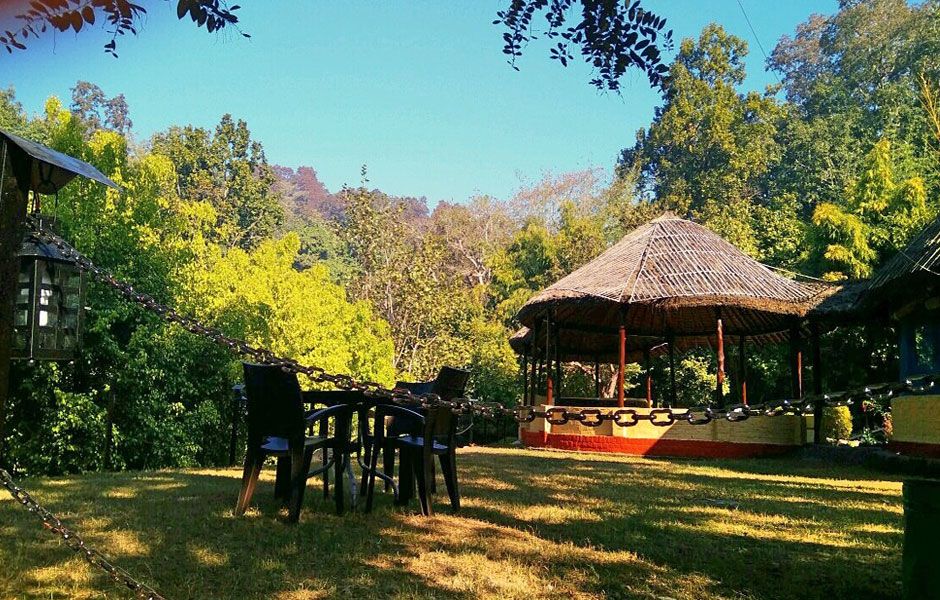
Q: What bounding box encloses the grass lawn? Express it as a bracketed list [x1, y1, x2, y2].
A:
[0, 446, 903, 600]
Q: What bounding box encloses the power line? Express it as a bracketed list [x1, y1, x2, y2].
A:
[735, 0, 782, 85]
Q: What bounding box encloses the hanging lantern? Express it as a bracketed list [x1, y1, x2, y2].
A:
[12, 218, 85, 361]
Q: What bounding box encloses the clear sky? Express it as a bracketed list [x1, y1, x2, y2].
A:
[0, 1, 836, 205]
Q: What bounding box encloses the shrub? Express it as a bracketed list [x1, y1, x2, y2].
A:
[822, 405, 853, 441]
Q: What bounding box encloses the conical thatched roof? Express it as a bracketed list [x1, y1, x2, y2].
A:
[517, 213, 835, 338]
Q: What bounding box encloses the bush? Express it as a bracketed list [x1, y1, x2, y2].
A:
[822, 405, 853, 441]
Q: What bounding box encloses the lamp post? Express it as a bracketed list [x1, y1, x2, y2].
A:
[0, 129, 117, 465]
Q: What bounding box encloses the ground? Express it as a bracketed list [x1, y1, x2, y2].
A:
[0, 446, 903, 600]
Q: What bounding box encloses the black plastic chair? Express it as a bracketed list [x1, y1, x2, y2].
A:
[365, 403, 460, 516]
[361, 367, 469, 496]
[234, 363, 354, 522]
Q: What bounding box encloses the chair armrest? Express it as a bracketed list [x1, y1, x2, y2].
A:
[375, 404, 425, 422]
[305, 403, 353, 425]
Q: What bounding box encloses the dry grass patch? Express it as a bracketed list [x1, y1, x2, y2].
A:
[0, 447, 903, 599]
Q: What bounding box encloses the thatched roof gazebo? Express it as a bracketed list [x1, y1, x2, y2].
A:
[514, 213, 836, 409]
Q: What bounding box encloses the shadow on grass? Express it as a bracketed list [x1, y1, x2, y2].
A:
[0, 448, 903, 600]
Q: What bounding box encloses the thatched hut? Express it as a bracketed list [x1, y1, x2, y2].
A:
[515, 213, 834, 407]
[862, 217, 940, 457]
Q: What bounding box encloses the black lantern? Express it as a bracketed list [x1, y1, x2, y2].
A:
[0, 128, 116, 363]
[12, 219, 85, 361]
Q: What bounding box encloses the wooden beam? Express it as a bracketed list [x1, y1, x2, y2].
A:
[0, 144, 27, 465]
[668, 334, 677, 408]
[617, 324, 626, 408]
[716, 315, 725, 406]
[790, 321, 803, 399]
[522, 344, 530, 406]
[529, 320, 540, 406]
[594, 355, 600, 399]
[739, 334, 748, 406]
[545, 314, 554, 406]
[554, 315, 562, 399]
[811, 322, 823, 444]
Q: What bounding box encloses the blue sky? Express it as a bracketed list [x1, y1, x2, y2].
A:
[0, 1, 836, 205]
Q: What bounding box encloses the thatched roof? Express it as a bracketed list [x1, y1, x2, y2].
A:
[865, 217, 940, 309]
[517, 213, 836, 338]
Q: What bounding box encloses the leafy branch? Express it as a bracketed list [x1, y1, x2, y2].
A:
[494, 0, 673, 92]
[0, 0, 248, 57]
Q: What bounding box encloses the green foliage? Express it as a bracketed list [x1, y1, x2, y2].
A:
[822, 406, 853, 442]
[151, 114, 284, 250]
[812, 139, 932, 279]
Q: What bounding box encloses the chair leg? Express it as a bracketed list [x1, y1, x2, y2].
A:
[286, 446, 309, 524]
[274, 456, 291, 503]
[359, 444, 371, 501]
[383, 442, 395, 493]
[414, 448, 432, 516]
[235, 451, 263, 517]
[429, 458, 437, 495]
[365, 437, 381, 513]
[334, 444, 345, 515]
[320, 419, 330, 499]
[439, 452, 460, 511]
[396, 448, 414, 507]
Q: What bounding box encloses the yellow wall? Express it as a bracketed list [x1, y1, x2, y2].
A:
[526, 405, 805, 446]
[891, 395, 940, 445]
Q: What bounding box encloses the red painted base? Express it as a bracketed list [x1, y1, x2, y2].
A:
[888, 441, 940, 459]
[521, 430, 796, 459]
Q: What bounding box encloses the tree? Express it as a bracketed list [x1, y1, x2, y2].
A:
[151, 114, 284, 250]
[429, 196, 513, 287]
[621, 24, 785, 216]
[812, 138, 932, 280]
[768, 0, 940, 213]
[70, 81, 132, 135]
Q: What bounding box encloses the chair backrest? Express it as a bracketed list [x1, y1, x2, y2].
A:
[424, 406, 458, 442]
[242, 363, 306, 443]
[388, 367, 470, 439]
[431, 366, 470, 401]
[387, 380, 430, 437]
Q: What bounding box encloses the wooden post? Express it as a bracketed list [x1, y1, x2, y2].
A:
[739, 335, 748, 406]
[811, 322, 823, 444]
[790, 321, 803, 399]
[668, 334, 677, 408]
[594, 355, 600, 399]
[554, 321, 562, 402]
[0, 143, 28, 466]
[644, 347, 652, 408]
[545, 314, 554, 406]
[716, 315, 725, 406]
[522, 344, 530, 406]
[530, 320, 541, 406]
[617, 324, 626, 408]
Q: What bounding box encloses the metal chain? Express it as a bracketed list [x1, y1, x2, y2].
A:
[26, 216, 936, 428]
[1, 467, 166, 599]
